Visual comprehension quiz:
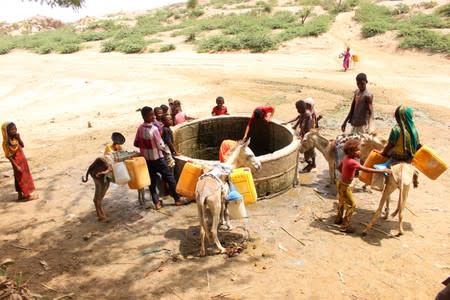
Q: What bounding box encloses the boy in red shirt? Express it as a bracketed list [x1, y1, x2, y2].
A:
[211, 96, 229, 116]
[336, 139, 390, 233]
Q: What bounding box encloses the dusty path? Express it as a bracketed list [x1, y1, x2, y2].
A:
[0, 8, 449, 299]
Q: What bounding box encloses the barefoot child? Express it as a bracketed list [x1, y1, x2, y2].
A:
[161, 113, 178, 168]
[2, 122, 38, 201]
[211, 96, 229, 116]
[336, 139, 391, 232]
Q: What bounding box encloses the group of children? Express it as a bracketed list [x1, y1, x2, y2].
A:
[3, 87, 422, 235]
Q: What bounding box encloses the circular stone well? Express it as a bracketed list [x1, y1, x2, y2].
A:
[172, 116, 300, 199]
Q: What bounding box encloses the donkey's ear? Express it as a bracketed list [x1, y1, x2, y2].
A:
[243, 138, 251, 147]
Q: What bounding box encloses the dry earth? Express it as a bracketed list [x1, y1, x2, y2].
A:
[0, 4, 449, 300]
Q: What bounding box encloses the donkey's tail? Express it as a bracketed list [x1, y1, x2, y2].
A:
[81, 168, 90, 183]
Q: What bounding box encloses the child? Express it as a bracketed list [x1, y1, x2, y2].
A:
[153, 106, 164, 134]
[340, 47, 351, 72]
[173, 100, 196, 125]
[299, 101, 315, 172]
[282, 100, 305, 136]
[336, 139, 391, 233]
[134, 106, 189, 209]
[304, 97, 322, 129]
[161, 113, 179, 167]
[242, 106, 274, 141]
[211, 96, 229, 116]
[104, 132, 125, 157]
[160, 104, 169, 115]
[2, 122, 38, 201]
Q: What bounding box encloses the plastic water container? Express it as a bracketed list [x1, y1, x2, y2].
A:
[176, 162, 203, 200]
[229, 167, 257, 205]
[112, 161, 131, 185]
[228, 199, 247, 219]
[412, 145, 448, 180]
[352, 54, 360, 62]
[359, 150, 387, 185]
[125, 157, 150, 189]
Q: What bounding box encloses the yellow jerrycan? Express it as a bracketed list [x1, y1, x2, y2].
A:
[176, 161, 203, 200]
[125, 157, 150, 189]
[359, 150, 387, 185]
[412, 145, 448, 180]
[229, 167, 257, 205]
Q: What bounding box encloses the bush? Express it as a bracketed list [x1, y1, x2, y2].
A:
[436, 3, 450, 17]
[159, 43, 176, 52]
[0, 36, 16, 54]
[420, 1, 437, 9]
[56, 43, 80, 54]
[189, 8, 205, 18]
[361, 21, 390, 37]
[79, 31, 108, 42]
[186, 0, 198, 9]
[399, 28, 450, 53]
[197, 35, 238, 52]
[402, 13, 446, 28]
[354, 2, 392, 23]
[391, 4, 410, 15]
[237, 31, 276, 52]
[256, 1, 273, 13]
[100, 40, 116, 52]
[36, 45, 53, 54]
[117, 38, 146, 53]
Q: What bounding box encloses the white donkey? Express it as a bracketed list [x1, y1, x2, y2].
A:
[299, 130, 386, 185]
[196, 139, 261, 256]
[362, 162, 415, 236]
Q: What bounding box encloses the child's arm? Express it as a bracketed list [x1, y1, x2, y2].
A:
[15, 133, 24, 148]
[8, 156, 22, 173]
[358, 165, 392, 175]
[167, 142, 179, 156]
[282, 115, 299, 125]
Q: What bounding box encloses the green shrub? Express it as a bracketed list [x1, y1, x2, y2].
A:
[185, 32, 196, 42]
[56, 43, 80, 54]
[100, 40, 116, 52]
[420, 1, 437, 9]
[197, 35, 238, 52]
[116, 37, 146, 53]
[361, 21, 390, 37]
[391, 4, 410, 15]
[436, 3, 450, 17]
[189, 8, 205, 18]
[87, 20, 121, 31]
[79, 31, 108, 41]
[354, 2, 392, 23]
[159, 43, 176, 52]
[256, 1, 273, 13]
[237, 31, 276, 52]
[0, 36, 16, 54]
[187, 0, 198, 9]
[402, 13, 446, 28]
[36, 45, 53, 54]
[399, 28, 450, 53]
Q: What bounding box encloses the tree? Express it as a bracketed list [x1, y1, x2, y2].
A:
[186, 0, 198, 9]
[26, 0, 85, 8]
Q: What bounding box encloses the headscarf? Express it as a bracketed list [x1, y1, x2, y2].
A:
[395, 106, 419, 156]
[2, 122, 20, 158]
[304, 97, 318, 128]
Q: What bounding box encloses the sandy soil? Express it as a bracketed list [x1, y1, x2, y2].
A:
[0, 7, 449, 300]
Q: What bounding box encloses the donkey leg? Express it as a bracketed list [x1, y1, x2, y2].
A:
[98, 180, 110, 221]
[362, 181, 396, 236]
[383, 195, 391, 219]
[93, 179, 105, 221]
[397, 184, 410, 236]
[210, 204, 226, 254]
[197, 199, 209, 256]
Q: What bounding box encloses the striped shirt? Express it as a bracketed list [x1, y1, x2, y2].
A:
[134, 122, 165, 161]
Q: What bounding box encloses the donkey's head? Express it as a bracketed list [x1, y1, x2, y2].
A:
[299, 131, 316, 153]
[228, 138, 261, 171]
[360, 133, 387, 161]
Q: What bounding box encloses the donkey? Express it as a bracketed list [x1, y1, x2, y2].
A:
[81, 157, 112, 221]
[299, 130, 386, 185]
[362, 162, 415, 236]
[82, 155, 145, 222]
[196, 138, 261, 256]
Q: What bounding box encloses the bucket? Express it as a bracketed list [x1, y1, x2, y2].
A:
[228, 199, 247, 219]
[412, 145, 448, 180]
[125, 157, 150, 189]
[112, 161, 131, 185]
[359, 150, 387, 185]
[229, 167, 257, 205]
[352, 54, 360, 62]
[176, 162, 203, 200]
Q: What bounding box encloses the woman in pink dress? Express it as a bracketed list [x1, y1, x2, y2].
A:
[341, 47, 351, 71]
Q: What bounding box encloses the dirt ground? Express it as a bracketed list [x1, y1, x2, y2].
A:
[0, 7, 449, 300]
